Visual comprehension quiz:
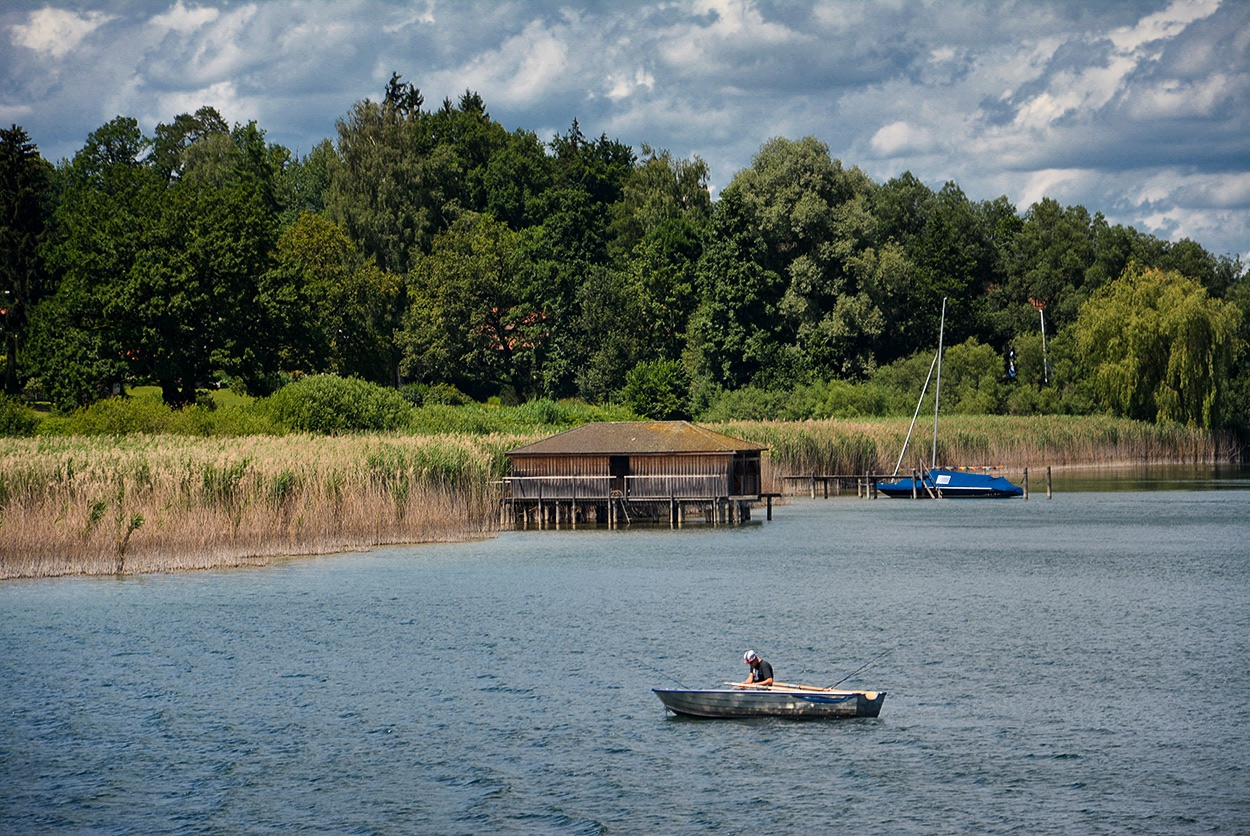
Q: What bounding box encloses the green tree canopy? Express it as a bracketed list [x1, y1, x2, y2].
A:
[399, 213, 536, 399]
[1073, 264, 1243, 428]
[33, 114, 287, 408]
[0, 125, 54, 394]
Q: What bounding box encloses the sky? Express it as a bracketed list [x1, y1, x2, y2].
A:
[3, 0, 1248, 262]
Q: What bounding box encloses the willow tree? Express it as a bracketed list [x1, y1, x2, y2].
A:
[1073, 264, 1243, 428]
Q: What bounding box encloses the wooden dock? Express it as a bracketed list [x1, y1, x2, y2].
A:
[500, 476, 781, 528]
[780, 473, 883, 498]
[780, 467, 1052, 499]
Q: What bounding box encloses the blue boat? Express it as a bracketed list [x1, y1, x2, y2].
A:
[876, 467, 1023, 498]
[877, 299, 1023, 499]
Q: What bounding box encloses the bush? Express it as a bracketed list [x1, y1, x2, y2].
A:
[263, 375, 413, 433]
[697, 386, 788, 421]
[399, 382, 472, 407]
[0, 396, 39, 436]
[42, 395, 177, 435]
[33, 392, 279, 437]
[620, 360, 690, 420]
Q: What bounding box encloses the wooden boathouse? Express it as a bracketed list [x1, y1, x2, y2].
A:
[502, 421, 769, 528]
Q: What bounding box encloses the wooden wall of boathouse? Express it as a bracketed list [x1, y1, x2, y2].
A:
[502, 421, 772, 528]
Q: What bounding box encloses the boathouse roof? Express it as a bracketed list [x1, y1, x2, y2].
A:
[507, 421, 765, 457]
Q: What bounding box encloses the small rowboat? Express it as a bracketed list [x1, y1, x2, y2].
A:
[652, 683, 886, 719]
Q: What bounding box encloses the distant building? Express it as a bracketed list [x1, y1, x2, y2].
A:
[503, 421, 770, 527]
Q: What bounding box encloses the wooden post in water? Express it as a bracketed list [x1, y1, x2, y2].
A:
[912, 469, 919, 499]
[810, 474, 816, 499]
[1047, 466, 1053, 499]
[766, 495, 773, 521]
[1023, 467, 1029, 500]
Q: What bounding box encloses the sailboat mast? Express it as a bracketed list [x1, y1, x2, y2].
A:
[1039, 306, 1049, 384]
[931, 297, 946, 469]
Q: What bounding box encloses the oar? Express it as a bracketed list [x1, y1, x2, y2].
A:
[722, 681, 844, 692]
[825, 648, 892, 690]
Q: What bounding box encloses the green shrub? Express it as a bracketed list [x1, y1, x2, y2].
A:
[33, 393, 276, 437]
[0, 396, 39, 436]
[263, 375, 413, 433]
[399, 382, 472, 407]
[619, 360, 690, 420]
[43, 395, 175, 435]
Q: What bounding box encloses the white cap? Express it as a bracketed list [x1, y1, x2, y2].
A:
[744, 650, 758, 663]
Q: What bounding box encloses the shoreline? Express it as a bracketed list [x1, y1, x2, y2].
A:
[2, 419, 1242, 581]
[5, 460, 1245, 581]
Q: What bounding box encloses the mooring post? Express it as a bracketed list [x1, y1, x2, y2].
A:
[1046, 466, 1052, 499]
[912, 469, 918, 499]
[766, 495, 773, 521]
[1023, 467, 1029, 500]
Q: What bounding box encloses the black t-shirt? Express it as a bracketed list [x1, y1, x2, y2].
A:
[751, 659, 774, 683]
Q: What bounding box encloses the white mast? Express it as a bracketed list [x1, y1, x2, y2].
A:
[1039, 306, 1049, 384]
[931, 297, 946, 469]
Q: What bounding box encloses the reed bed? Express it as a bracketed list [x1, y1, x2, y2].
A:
[0, 432, 542, 579]
[2, 415, 1238, 579]
[709, 415, 1240, 489]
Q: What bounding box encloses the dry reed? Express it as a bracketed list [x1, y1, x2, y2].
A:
[3, 415, 1238, 579]
[0, 432, 540, 579]
[709, 415, 1240, 490]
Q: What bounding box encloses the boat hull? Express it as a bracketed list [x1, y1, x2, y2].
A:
[652, 687, 886, 719]
[877, 468, 1022, 499]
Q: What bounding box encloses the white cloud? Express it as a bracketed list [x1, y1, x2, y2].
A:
[383, 2, 435, 33]
[9, 7, 113, 59]
[606, 67, 655, 101]
[3, 0, 1247, 258]
[0, 103, 34, 122]
[869, 121, 935, 157]
[146, 80, 247, 128]
[442, 20, 573, 106]
[1106, 0, 1220, 53]
[1128, 72, 1239, 119]
[656, 0, 798, 76]
[1016, 169, 1085, 210]
[149, 1, 219, 36]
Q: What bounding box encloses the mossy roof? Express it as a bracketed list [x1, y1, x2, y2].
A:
[507, 421, 766, 456]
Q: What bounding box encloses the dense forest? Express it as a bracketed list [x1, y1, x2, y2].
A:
[2, 75, 1247, 437]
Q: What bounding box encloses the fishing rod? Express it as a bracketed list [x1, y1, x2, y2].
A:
[826, 648, 892, 689]
[631, 656, 694, 690]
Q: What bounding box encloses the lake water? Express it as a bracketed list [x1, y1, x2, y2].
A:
[3, 470, 1249, 834]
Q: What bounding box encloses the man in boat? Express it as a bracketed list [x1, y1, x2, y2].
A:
[739, 650, 774, 688]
